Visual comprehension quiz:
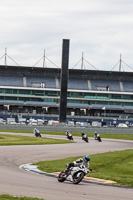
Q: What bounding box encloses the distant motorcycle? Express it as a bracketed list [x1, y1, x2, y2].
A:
[35, 131, 41, 137]
[66, 131, 73, 140]
[58, 165, 90, 184]
[34, 128, 41, 137]
[81, 133, 89, 143]
[67, 133, 73, 140]
[94, 132, 102, 142]
[97, 134, 102, 142]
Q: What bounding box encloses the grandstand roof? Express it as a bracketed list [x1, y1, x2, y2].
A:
[0, 65, 133, 81]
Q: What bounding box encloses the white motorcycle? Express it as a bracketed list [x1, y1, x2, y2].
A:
[58, 165, 90, 184]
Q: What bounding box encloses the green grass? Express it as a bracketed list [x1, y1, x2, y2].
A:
[0, 134, 74, 145]
[34, 149, 133, 187]
[99, 133, 133, 140]
[90, 149, 133, 187]
[0, 195, 44, 200]
[0, 129, 133, 140]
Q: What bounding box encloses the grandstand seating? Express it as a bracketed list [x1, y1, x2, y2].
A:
[0, 75, 23, 87]
[68, 78, 88, 90]
[91, 104, 122, 110]
[67, 103, 89, 108]
[0, 100, 57, 107]
[26, 101, 57, 107]
[26, 76, 56, 88]
[122, 81, 133, 92]
[91, 79, 120, 91]
[1, 64, 133, 122]
[0, 100, 24, 105]
[124, 106, 133, 110]
[1, 74, 133, 94]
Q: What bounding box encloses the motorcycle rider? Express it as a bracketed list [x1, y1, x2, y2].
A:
[58, 155, 91, 183]
[66, 130, 69, 137]
[81, 131, 85, 137]
[94, 131, 101, 141]
[81, 131, 87, 139]
[34, 128, 40, 136]
[97, 133, 102, 142]
[94, 131, 98, 140]
[66, 130, 72, 138]
[67, 155, 90, 170]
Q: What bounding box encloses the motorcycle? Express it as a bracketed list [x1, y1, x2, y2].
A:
[94, 132, 102, 142]
[97, 134, 102, 142]
[82, 134, 89, 143]
[66, 133, 73, 140]
[35, 131, 41, 137]
[58, 165, 89, 184]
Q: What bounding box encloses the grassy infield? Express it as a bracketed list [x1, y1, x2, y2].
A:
[0, 130, 133, 200]
[0, 195, 43, 200]
[0, 133, 73, 146]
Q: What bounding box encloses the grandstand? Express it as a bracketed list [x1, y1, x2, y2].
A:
[0, 64, 133, 125]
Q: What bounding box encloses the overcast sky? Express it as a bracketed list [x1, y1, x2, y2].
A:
[0, 0, 133, 71]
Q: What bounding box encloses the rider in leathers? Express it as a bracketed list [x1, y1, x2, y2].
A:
[82, 131, 87, 140]
[67, 155, 90, 170]
[34, 128, 40, 136]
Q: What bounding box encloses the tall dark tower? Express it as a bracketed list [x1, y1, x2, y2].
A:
[59, 39, 70, 123]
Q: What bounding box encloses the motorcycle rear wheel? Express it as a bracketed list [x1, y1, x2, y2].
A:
[73, 171, 84, 184]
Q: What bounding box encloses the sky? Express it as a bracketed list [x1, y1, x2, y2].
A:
[0, 0, 133, 71]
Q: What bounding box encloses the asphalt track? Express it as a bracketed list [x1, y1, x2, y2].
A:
[0, 132, 133, 200]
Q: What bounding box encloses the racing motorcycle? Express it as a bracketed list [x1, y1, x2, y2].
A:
[97, 134, 102, 142]
[66, 133, 73, 140]
[94, 132, 102, 142]
[58, 165, 89, 184]
[34, 130, 41, 137]
[35, 132, 41, 137]
[82, 134, 89, 143]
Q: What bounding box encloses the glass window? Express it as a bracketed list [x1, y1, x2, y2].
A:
[19, 90, 31, 95]
[32, 90, 44, 96]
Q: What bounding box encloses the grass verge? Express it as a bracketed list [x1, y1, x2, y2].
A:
[0, 134, 73, 145]
[34, 149, 133, 187]
[0, 129, 133, 140]
[0, 195, 44, 200]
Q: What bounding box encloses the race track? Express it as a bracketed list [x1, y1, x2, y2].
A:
[0, 132, 133, 200]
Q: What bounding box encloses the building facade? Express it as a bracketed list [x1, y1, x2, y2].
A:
[0, 65, 133, 125]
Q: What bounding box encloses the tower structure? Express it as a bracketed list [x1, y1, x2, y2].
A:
[59, 39, 70, 123]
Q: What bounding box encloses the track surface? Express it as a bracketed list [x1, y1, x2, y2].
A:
[0, 132, 133, 200]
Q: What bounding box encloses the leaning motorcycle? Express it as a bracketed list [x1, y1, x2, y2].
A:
[67, 135, 73, 140]
[82, 135, 89, 143]
[35, 131, 41, 137]
[97, 135, 102, 142]
[58, 165, 89, 184]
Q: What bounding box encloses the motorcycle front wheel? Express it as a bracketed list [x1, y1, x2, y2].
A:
[57, 171, 66, 182]
[73, 171, 84, 184]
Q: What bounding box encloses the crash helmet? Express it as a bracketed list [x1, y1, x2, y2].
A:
[83, 155, 90, 162]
